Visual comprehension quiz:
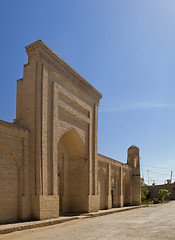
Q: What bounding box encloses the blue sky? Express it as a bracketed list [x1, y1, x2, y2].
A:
[0, 0, 175, 185]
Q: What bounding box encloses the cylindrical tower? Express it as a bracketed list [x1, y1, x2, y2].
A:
[127, 145, 141, 205]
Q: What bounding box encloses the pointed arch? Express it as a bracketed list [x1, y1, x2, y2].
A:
[57, 128, 88, 214]
[0, 141, 21, 170]
[58, 128, 87, 159]
[98, 165, 107, 179]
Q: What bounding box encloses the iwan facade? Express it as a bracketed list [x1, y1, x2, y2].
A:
[0, 40, 141, 223]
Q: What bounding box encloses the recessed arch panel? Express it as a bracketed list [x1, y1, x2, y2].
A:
[57, 128, 88, 214]
[98, 165, 107, 210]
[0, 142, 20, 223]
[123, 174, 131, 206]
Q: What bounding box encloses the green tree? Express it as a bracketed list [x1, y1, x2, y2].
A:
[158, 189, 171, 202]
[141, 187, 149, 202]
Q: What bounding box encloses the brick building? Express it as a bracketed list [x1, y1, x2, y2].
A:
[0, 40, 141, 223]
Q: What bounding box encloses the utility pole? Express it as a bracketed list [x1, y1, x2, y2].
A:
[142, 168, 144, 179]
[147, 170, 150, 185]
[170, 171, 173, 183]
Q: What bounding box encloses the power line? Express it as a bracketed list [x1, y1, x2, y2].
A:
[142, 169, 169, 176]
[142, 165, 170, 170]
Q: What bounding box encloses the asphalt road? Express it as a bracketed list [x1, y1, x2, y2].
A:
[1, 201, 175, 240]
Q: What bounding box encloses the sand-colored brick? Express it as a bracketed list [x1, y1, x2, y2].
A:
[0, 41, 141, 223]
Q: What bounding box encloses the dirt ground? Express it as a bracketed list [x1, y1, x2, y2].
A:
[1, 201, 175, 240]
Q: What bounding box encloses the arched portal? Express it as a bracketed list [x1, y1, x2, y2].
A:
[57, 129, 88, 214]
[0, 143, 20, 223]
[98, 166, 107, 210]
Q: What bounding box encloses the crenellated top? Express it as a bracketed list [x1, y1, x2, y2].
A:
[25, 40, 102, 102]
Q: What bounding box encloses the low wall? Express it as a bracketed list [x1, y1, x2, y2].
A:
[146, 183, 175, 200]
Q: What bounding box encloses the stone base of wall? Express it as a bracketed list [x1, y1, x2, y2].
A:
[88, 195, 99, 212]
[32, 195, 59, 220]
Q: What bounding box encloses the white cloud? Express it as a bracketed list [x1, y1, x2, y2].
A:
[99, 102, 175, 113]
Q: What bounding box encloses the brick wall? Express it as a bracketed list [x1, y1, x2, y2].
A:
[147, 183, 175, 200]
[0, 121, 31, 223]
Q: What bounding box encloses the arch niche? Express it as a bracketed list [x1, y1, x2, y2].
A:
[98, 166, 107, 210]
[123, 174, 131, 206]
[111, 173, 119, 208]
[0, 142, 20, 223]
[57, 129, 88, 214]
